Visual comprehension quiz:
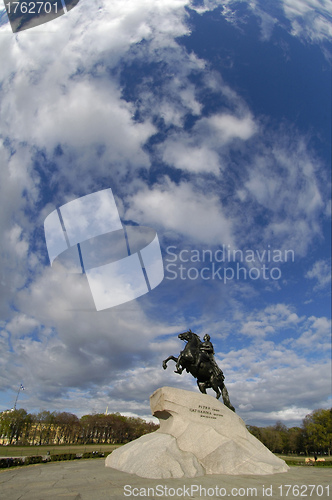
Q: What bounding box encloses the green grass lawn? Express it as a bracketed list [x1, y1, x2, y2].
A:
[1, 446, 331, 465]
[0, 443, 121, 458]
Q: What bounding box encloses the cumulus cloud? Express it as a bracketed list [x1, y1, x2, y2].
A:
[198, 113, 257, 143]
[0, 0, 194, 189]
[3, 265, 182, 406]
[160, 111, 257, 174]
[125, 178, 235, 246]
[240, 303, 303, 338]
[305, 259, 332, 290]
[293, 315, 331, 352]
[162, 142, 221, 174]
[0, 140, 40, 318]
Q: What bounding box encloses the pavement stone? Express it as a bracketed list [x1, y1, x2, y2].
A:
[0, 458, 330, 500]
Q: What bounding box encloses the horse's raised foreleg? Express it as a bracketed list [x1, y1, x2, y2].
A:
[162, 356, 178, 370]
[174, 352, 185, 373]
[212, 379, 221, 399]
[197, 380, 207, 394]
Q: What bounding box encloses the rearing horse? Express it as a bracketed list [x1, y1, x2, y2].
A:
[162, 330, 235, 412]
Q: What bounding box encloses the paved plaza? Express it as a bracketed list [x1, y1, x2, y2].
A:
[0, 459, 331, 500]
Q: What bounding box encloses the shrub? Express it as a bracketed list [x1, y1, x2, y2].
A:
[50, 453, 77, 462]
[24, 456, 43, 465]
[0, 457, 24, 468]
[82, 451, 104, 459]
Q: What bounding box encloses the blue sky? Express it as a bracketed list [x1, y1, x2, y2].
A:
[0, 0, 331, 427]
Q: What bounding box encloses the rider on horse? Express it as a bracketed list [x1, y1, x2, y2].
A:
[174, 332, 223, 381]
[194, 334, 223, 380]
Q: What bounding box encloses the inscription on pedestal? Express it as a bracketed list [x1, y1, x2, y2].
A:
[189, 404, 224, 420]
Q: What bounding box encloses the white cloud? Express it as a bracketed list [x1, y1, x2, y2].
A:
[238, 135, 325, 255]
[5, 314, 40, 338]
[192, 0, 332, 44]
[305, 259, 331, 290]
[282, 0, 332, 42]
[161, 111, 256, 172]
[197, 113, 257, 143]
[293, 315, 331, 351]
[125, 178, 235, 246]
[240, 303, 302, 338]
[162, 141, 221, 174]
[0, 0, 194, 193]
[0, 140, 40, 318]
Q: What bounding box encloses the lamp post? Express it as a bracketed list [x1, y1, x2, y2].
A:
[13, 384, 24, 410]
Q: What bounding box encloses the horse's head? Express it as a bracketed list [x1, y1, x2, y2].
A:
[178, 330, 190, 342]
[178, 329, 200, 344]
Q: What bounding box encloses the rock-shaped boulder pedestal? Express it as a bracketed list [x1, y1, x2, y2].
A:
[105, 387, 289, 478]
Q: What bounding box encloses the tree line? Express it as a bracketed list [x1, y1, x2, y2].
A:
[0, 409, 159, 446]
[247, 409, 332, 455]
[0, 407, 330, 454]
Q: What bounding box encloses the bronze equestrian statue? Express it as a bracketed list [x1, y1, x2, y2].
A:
[162, 329, 235, 412]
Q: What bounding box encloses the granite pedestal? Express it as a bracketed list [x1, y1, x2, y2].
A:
[105, 387, 289, 478]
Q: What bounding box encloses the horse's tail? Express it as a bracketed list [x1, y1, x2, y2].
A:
[221, 385, 236, 413]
